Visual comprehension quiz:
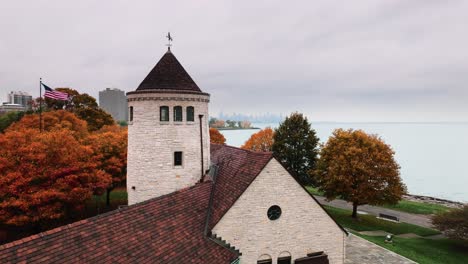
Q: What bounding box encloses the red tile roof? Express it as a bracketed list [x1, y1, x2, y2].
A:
[0, 182, 238, 264]
[0, 145, 346, 263]
[136, 49, 202, 92]
[209, 144, 273, 230]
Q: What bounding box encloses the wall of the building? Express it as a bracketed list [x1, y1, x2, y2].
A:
[126, 92, 210, 205]
[212, 159, 346, 264]
[99, 88, 128, 121]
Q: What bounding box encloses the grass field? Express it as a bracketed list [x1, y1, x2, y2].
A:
[356, 234, 468, 264]
[84, 188, 128, 216]
[305, 186, 452, 215]
[324, 205, 468, 264]
[382, 200, 452, 215]
[324, 205, 440, 236]
[305, 186, 324, 196]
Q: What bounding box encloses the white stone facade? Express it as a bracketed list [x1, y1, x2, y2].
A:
[126, 91, 210, 205]
[212, 159, 346, 264]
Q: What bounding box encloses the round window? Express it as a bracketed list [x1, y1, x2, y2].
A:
[267, 205, 282, 220]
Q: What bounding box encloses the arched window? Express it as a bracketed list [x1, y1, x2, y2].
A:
[278, 252, 292, 264]
[160, 106, 169, 121]
[257, 254, 272, 264]
[174, 106, 182, 122]
[129, 106, 133, 121]
[186, 106, 194, 122]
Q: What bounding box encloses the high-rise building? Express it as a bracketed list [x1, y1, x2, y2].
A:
[7, 91, 32, 110]
[98, 88, 128, 122]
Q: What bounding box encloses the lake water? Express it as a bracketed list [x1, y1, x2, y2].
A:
[220, 122, 468, 202]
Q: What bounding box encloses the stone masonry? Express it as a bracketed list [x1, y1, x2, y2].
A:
[212, 159, 346, 264]
[126, 92, 210, 205]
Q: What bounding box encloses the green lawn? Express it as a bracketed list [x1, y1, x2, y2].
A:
[382, 200, 452, 215]
[305, 186, 324, 196]
[356, 234, 468, 264]
[305, 185, 452, 215]
[324, 205, 440, 236]
[84, 188, 128, 216]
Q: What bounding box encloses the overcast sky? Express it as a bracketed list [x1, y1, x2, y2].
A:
[1, 0, 467, 122]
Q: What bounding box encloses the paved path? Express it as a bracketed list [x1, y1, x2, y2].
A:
[314, 196, 433, 228]
[345, 234, 416, 264]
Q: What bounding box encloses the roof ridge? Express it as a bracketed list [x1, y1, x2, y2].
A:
[211, 143, 273, 156]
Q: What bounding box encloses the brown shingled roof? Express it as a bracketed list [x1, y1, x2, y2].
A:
[209, 144, 274, 230]
[136, 49, 202, 92]
[0, 182, 238, 264]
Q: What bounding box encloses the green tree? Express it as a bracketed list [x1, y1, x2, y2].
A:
[0, 111, 25, 133]
[432, 204, 468, 241]
[272, 112, 319, 185]
[226, 120, 237, 128]
[316, 129, 406, 218]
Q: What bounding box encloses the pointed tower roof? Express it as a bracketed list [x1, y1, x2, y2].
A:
[136, 49, 202, 92]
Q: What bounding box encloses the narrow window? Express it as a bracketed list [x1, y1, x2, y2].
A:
[160, 106, 169, 121]
[186, 106, 194, 122]
[174, 151, 183, 166]
[174, 106, 182, 122]
[129, 106, 133, 121]
[257, 259, 272, 264]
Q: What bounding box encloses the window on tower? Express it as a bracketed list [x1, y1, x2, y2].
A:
[174, 106, 183, 122]
[186, 106, 194, 122]
[160, 106, 169, 121]
[174, 151, 183, 166]
[129, 106, 133, 122]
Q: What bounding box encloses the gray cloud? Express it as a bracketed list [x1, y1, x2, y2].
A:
[1, 0, 467, 121]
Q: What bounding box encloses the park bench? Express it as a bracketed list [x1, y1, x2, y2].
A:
[378, 213, 400, 222]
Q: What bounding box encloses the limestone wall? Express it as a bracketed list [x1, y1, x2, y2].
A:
[212, 159, 346, 264]
[126, 92, 210, 205]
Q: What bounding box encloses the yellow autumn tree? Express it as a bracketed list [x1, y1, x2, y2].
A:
[315, 129, 406, 218]
[241, 127, 274, 152]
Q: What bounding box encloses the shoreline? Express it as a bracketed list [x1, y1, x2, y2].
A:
[215, 127, 260, 130]
[404, 194, 464, 208]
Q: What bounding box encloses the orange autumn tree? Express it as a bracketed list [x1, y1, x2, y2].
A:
[84, 125, 128, 206]
[241, 127, 274, 152]
[8, 110, 89, 139]
[315, 129, 406, 218]
[209, 128, 226, 144]
[0, 128, 111, 228]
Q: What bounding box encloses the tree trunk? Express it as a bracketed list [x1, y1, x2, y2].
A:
[106, 188, 111, 207]
[352, 202, 358, 218]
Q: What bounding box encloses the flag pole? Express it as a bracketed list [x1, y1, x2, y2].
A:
[39, 77, 42, 132]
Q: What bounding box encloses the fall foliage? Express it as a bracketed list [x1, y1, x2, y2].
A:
[8, 110, 89, 139]
[241, 127, 274, 152]
[272, 112, 320, 185]
[0, 128, 111, 227]
[432, 204, 468, 241]
[0, 111, 127, 229]
[84, 125, 128, 206]
[209, 128, 226, 144]
[315, 129, 406, 218]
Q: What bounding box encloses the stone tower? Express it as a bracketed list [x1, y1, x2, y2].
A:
[126, 48, 210, 205]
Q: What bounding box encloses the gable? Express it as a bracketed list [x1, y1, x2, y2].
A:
[212, 159, 346, 263]
[209, 144, 273, 230]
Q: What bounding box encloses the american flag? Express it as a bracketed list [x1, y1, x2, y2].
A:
[42, 83, 69, 100]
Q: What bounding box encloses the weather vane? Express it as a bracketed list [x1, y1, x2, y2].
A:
[166, 32, 173, 49]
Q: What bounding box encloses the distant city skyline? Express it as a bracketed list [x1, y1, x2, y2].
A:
[1, 1, 467, 122]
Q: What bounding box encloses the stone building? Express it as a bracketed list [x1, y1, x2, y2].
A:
[99, 88, 128, 122]
[0, 48, 347, 264]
